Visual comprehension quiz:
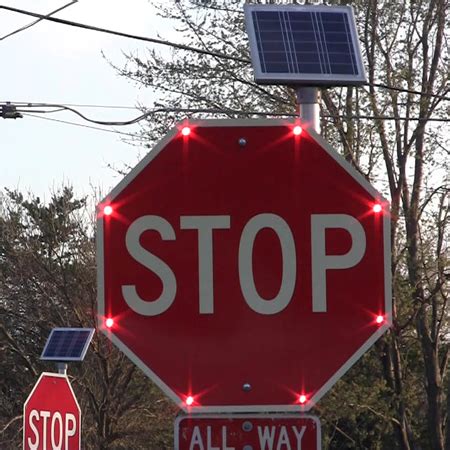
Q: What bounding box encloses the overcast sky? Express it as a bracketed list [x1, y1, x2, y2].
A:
[0, 0, 173, 200]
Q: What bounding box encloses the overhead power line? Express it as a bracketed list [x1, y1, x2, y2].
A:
[0, 1, 77, 41]
[2, 101, 140, 110]
[1, 4, 449, 103]
[370, 82, 450, 101]
[10, 104, 269, 124]
[8, 103, 450, 125]
[22, 113, 145, 139]
[19, 103, 148, 125]
[0, 5, 248, 64]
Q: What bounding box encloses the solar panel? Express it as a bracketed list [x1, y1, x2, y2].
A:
[41, 328, 94, 362]
[244, 5, 367, 86]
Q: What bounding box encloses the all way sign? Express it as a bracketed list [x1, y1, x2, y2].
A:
[175, 414, 320, 450]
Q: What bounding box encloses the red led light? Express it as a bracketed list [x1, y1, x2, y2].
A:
[376, 315, 384, 324]
[103, 205, 113, 216]
[181, 126, 191, 136]
[293, 125, 303, 136]
[373, 203, 382, 213]
[105, 318, 114, 328]
[299, 394, 307, 404]
[185, 396, 194, 406]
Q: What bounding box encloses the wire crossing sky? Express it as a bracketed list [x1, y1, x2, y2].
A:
[0, 0, 163, 199]
[0, 0, 448, 200]
[1, 4, 449, 100]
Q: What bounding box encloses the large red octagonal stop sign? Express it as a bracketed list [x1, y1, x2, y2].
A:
[97, 119, 391, 412]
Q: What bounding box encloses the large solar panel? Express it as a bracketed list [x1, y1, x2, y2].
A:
[244, 5, 366, 85]
[41, 328, 94, 361]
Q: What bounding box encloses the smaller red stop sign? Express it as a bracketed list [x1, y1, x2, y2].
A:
[23, 373, 81, 450]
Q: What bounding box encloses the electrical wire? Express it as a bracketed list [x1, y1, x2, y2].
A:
[369, 82, 450, 102]
[0, 1, 77, 41]
[23, 103, 147, 125]
[1, 101, 140, 110]
[18, 108, 66, 114]
[40, 102, 139, 110]
[324, 114, 450, 122]
[22, 113, 145, 139]
[18, 105, 270, 125]
[14, 104, 450, 125]
[0, 4, 449, 102]
[0, 5, 248, 64]
[5, 101, 450, 122]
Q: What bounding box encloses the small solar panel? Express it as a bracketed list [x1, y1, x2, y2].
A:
[41, 328, 94, 362]
[244, 4, 367, 86]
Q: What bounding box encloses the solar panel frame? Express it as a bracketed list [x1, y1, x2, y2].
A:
[244, 4, 367, 86]
[40, 328, 95, 362]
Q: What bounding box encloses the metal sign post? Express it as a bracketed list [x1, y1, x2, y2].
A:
[296, 87, 321, 134]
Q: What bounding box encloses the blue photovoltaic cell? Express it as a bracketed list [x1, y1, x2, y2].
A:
[252, 10, 358, 77]
[41, 328, 94, 361]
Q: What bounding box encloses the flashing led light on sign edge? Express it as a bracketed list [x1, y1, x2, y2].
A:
[181, 126, 191, 136]
[376, 315, 384, 324]
[185, 396, 194, 406]
[373, 203, 382, 213]
[105, 317, 114, 328]
[103, 205, 113, 216]
[293, 125, 303, 136]
[299, 394, 307, 404]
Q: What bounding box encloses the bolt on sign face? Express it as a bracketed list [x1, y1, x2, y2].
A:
[23, 373, 81, 450]
[97, 119, 392, 412]
[174, 414, 321, 450]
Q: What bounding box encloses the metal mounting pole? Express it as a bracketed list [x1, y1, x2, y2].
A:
[296, 87, 321, 134]
[56, 362, 68, 375]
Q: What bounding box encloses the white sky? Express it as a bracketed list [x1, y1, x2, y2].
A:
[1, 2, 446, 203]
[0, 0, 172, 200]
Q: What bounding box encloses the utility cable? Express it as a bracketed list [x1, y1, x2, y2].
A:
[22, 113, 145, 139]
[18, 108, 66, 114]
[0, 1, 77, 41]
[14, 103, 155, 126]
[324, 114, 450, 122]
[1, 101, 140, 110]
[14, 104, 450, 124]
[4, 101, 450, 122]
[17, 105, 268, 124]
[40, 102, 139, 110]
[0, 5, 449, 102]
[0, 5, 248, 64]
[369, 82, 450, 102]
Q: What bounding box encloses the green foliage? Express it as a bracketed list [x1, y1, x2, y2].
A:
[319, 349, 397, 449]
[0, 188, 175, 449]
